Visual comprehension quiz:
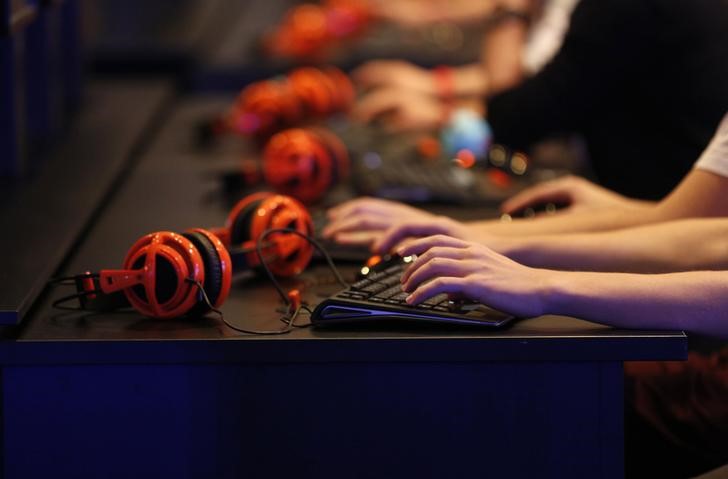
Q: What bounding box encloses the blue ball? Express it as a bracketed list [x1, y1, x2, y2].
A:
[441, 109, 493, 159]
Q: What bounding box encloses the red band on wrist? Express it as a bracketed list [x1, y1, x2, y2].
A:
[433, 65, 455, 101]
[434, 66, 455, 127]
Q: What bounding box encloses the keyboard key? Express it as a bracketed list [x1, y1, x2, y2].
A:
[361, 283, 388, 295]
[374, 286, 404, 300]
[365, 270, 389, 283]
[338, 291, 367, 300]
[377, 274, 401, 288]
[423, 294, 449, 306]
[350, 278, 372, 290]
[385, 292, 409, 304]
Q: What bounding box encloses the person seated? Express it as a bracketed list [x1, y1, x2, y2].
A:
[355, 112, 728, 478]
[354, 0, 570, 131]
[352, 0, 728, 199]
[324, 113, 728, 255]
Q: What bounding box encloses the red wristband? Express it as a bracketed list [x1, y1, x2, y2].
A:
[433, 65, 455, 101]
[434, 65, 455, 126]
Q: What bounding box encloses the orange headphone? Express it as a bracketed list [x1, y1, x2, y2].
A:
[261, 127, 349, 204]
[287, 66, 355, 117]
[55, 229, 233, 319]
[210, 192, 315, 277]
[265, 0, 371, 59]
[227, 80, 303, 137]
[200, 67, 354, 144]
[52, 194, 348, 333]
[54, 192, 315, 318]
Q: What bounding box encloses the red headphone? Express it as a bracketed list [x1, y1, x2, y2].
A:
[55, 192, 315, 318]
[227, 80, 303, 137]
[210, 192, 315, 277]
[201, 67, 354, 144]
[265, 0, 371, 59]
[261, 127, 349, 204]
[59, 229, 233, 319]
[287, 66, 355, 117]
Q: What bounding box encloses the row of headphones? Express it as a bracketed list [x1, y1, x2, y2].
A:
[58, 193, 314, 320]
[200, 66, 355, 143]
[263, 0, 371, 59]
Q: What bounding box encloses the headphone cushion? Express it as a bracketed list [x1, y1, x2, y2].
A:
[182, 231, 223, 316]
[230, 198, 265, 246]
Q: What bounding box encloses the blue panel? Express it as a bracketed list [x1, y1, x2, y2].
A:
[3, 362, 623, 479]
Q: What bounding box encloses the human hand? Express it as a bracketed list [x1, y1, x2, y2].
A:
[372, 217, 471, 253]
[500, 175, 643, 216]
[352, 60, 435, 94]
[323, 197, 437, 246]
[398, 235, 551, 318]
[352, 87, 445, 132]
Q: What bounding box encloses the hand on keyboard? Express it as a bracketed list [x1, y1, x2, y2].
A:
[311, 254, 514, 328]
[398, 236, 549, 319]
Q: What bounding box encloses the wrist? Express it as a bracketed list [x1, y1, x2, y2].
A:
[454, 65, 490, 97]
[433, 66, 455, 125]
[433, 65, 455, 100]
[490, 235, 532, 262]
[536, 270, 574, 318]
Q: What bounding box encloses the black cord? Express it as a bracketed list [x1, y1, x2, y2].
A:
[201, 227, 347, 335]
[187, 278, 305, 335]
[51, 289, 103, 311]
[278, 304, 314, 328]
[255, 227, 349, 307]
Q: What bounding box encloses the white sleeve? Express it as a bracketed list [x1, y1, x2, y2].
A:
[694, 113, 728, 178]
[521, 0, 580, 75]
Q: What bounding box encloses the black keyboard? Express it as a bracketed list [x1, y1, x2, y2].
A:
[311, 256, 515, 328]
[348, 141, 564, 206]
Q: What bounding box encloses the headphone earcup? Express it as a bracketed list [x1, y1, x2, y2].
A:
[182, 230, 224, 316]
[230, 198, 267, 246]
[248, 195, 314, 277]
[324, 67, 355, 112]
[263, 128, 335, 204]
[310, 128, 349, 187]
[129, 254, 179, 307]
[119, 232, 205, 319]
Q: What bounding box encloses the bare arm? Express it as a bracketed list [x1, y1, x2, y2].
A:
[325, 170, 728, 252]
[399, 236, 728, 338]
[480, 15, 528, 95]
[470, 169, 728, 238]
[546, 270, 728, 338]
[495, 218, 728, 273]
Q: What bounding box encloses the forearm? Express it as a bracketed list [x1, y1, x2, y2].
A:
[498, 218, 728, 273]
[543, 270, 728, 338]
[468, 204, 657, 237]
[451, 64, 490, 97]
[471, 168, 728, 238]
[480, 17, 528, 95]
